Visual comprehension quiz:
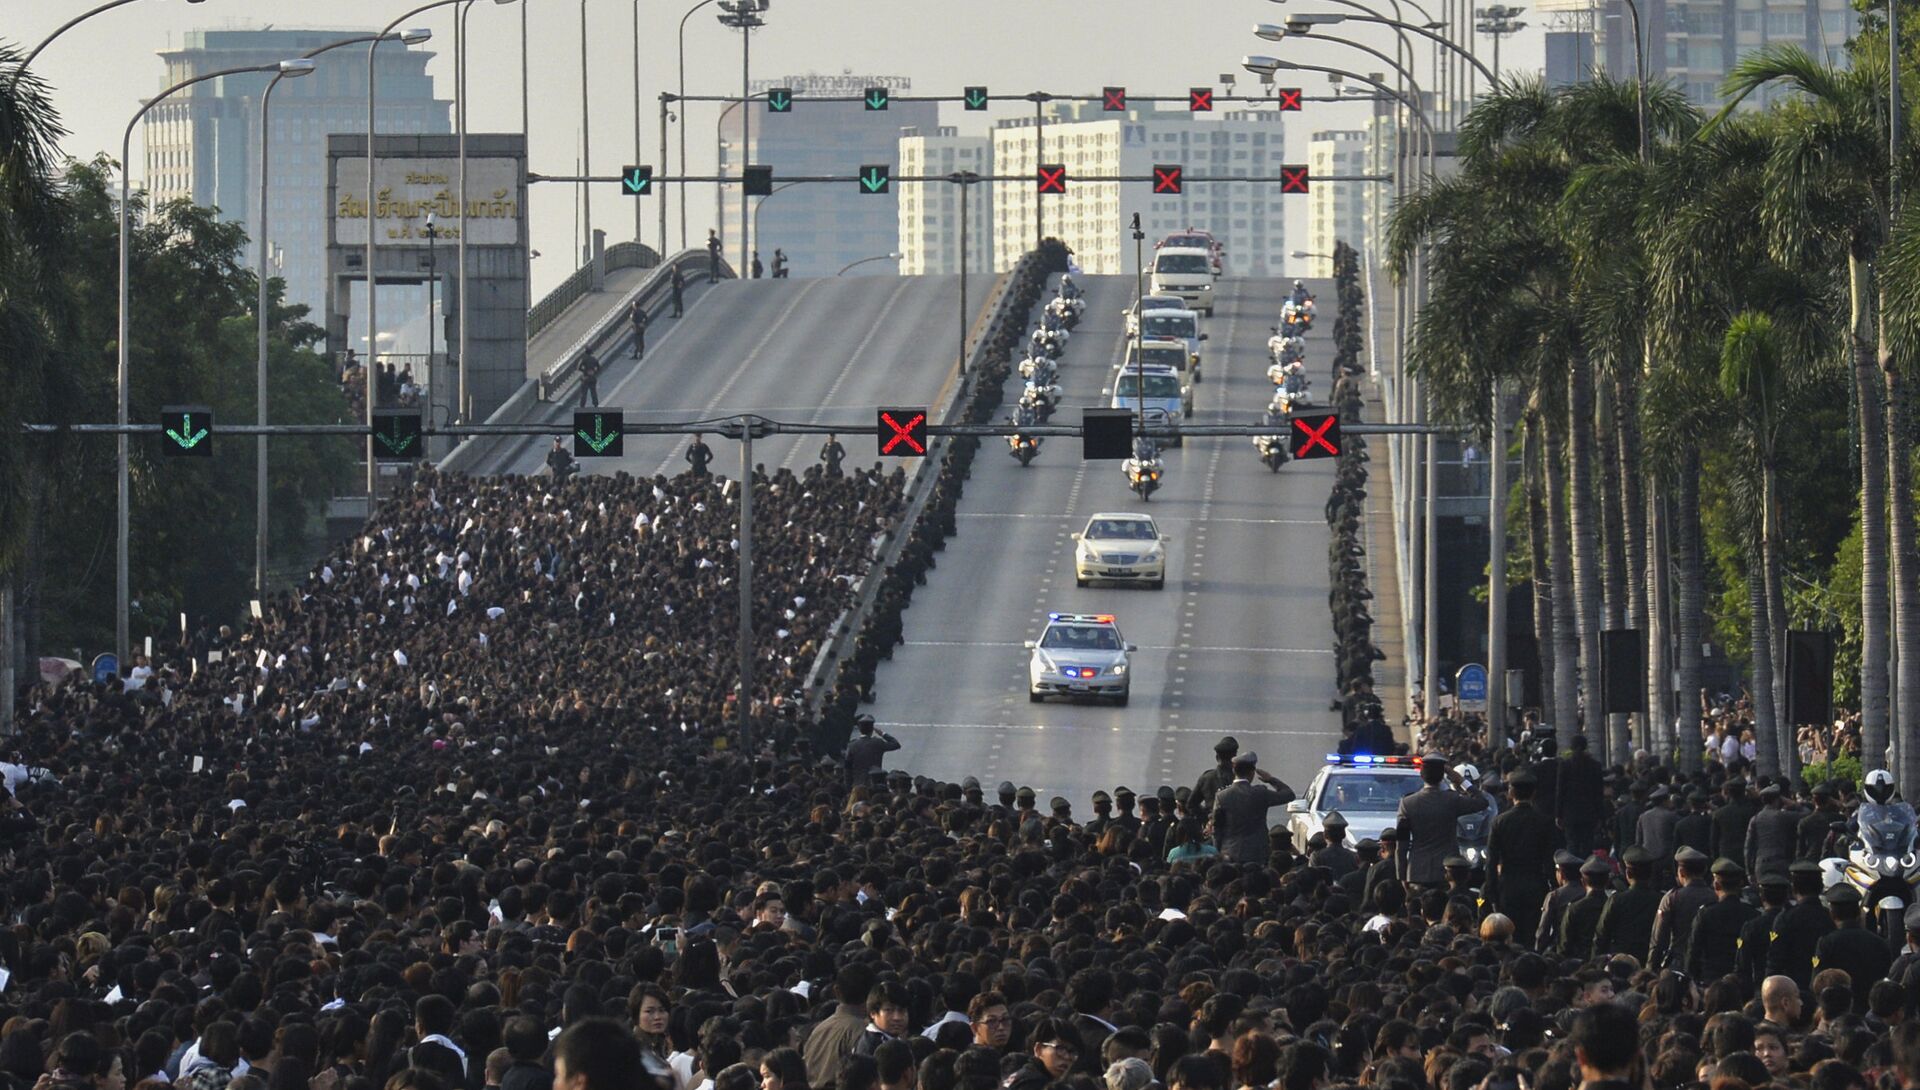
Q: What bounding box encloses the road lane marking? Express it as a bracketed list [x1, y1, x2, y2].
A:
[885, 722, 1335, 735]
[903, 640, 1331, 654]
[955, 513, 1320, 526]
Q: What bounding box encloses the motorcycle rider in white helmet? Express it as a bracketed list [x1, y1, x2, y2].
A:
[1454, 764, 1498, 873]
[1852, 769, 1918, 858]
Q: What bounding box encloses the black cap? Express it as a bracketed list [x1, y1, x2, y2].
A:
[998, 780, 1016, 797]
[962, 776, 981, 792]
[1215, 736, 1241, 756]
[1157, 785, 1176, 803]
[1813, 781, 1838, 798]
[1092, 790, 1112, 805]
[1710, 858, 1746, 878]
[1674, 846, 1709, 865]
[1050, 796, 1071, 814]
[1508, 770, 1537, 787]
[1379, 827, 1400, 842]
[1016, 786, 1036, 802]
[1580, 858, 1612, 878]
[1759, 871, 1792, 889]
[1621, 846, 1653, 866]
[1323, 811, 1349, 829]
[1824, 884, 1863, 906]
[1760, 784, 1783, 799]
[1790, 859, 1823, 875]
[1115, 786, 1136, 801]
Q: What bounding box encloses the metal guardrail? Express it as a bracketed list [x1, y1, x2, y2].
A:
[526, 241, 663, 339]
[801, 267, 1020, 711]
[537, 249, 731, 401]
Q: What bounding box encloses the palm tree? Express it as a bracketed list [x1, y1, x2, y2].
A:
[0, 50, 75, 730]
[1719, 45, 1900, 774]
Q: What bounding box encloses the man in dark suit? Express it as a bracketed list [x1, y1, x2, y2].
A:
[1487, 771, 1557, 940]
[1211, 752, 1295, 866]
[1745, 784, 1802, 877]
[844, 714, 901, 780]
[1397, 753, 1493, 887]
[1556, 734, 1607, 857]
[1713, 778, 1760, 865]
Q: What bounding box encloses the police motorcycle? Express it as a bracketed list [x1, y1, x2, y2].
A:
[1455, 764, 1497, 876]
[1019, 382, 1058, 424]
[1254, 408, 1290, 473]
[1823, 769, 1920, 942]
[1019, 353, 1059, 386]
[1030, 321, 1068, 360]
[1059, 272, 1084, 303]
[1048, 287, 1085, 327]
[1288, 279, 1312, 307]
[1269, 329, 1305, 367]
[1123, 436, 1164, 501]
[1006, 404, 1043, 467]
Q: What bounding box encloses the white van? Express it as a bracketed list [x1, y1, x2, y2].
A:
[1149, 247, 1215, 315]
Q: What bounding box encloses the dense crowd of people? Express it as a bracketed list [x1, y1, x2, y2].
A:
[5, 240, 1920, 1090]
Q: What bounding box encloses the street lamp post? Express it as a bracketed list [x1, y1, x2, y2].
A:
[255, 31, 421, 601]
[717, 1, 769, 278]
[1284, 12, 1498, 84]
[579, 0, 592, 265]
[1474, 4, 1527, 80]
[752, 180, 803, 246]
[367, 0, 468, 496]
[10, 0, 208, 90]
[425, 214, 440, 374]
[121, 58, 312, 664]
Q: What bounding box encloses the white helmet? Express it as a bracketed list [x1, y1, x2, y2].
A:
[1867, 768, 1896, 804]
[1458, 764, 1480, 788]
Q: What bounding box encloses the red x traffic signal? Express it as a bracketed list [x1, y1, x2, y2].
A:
[1289, 413, 1341, 459]
[1151, 164, 1183, 194]
[1102, 86, 1127, 111]
[878, 408, 928, 456]
[1036, 164, 1066, 194]
[1189, 87, 1213, 112]
[1281, 165, 1311, 193]
[1276, 87, 1303, 111]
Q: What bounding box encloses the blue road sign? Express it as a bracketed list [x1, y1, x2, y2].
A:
[1455, 663, 1488, 713]
[91, 653, 119, 686]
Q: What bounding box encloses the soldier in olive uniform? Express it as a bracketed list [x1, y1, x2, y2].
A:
[1338, 839, 1380, 905]
[1536, 851, 1585, 953]
[1687, 858, 1758, 980]
[1738, 870, 1793, 987]
[1594, 846, 1663, 958]
[1111, 787, 1142, 836]
[1650, 846, 1717, 971]
[1766, 859, 1836, 990]
[1813, 884, 1893, 1012]
[1560, 856, 1613, 961]
[1085, 791, 1114, 837]
[1675, 789, 1715, 857]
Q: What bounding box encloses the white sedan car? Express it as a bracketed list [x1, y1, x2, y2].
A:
[1281, 755, 1424, 851]
[1027, 613, 1135, 705]
[1073, 512, 1168, 589]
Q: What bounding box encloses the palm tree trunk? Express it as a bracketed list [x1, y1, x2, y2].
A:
[1568, 348, 1605, 746]
[1887, 344, 1920, 790]
[1856, 250, 1891, 771]
[1546, 402, 1581, 750]
[1747, 531, 1782, 778]
[1758, 464, 1789, 786]
[1675, 448, 1706, 772]
[1526, 407, 1556, 720]
[1647, 482, 1672, 760]
[1599, 384, 1631, 765]
[1617, 374, 1649, 758]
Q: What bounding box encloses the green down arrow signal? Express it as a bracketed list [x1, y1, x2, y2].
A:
[965, 88, 987, 109]
[859, 167, 889, 193]
[376, 420, 418, 454]
[865, 90, 888, 110]
[578, 415, 621, 453]
[165, 414, 208, 449]
[622, 167, 651, 194]
[768, 90, 791, 111]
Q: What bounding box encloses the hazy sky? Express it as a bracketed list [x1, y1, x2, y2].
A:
[18, 0, 1547, 298]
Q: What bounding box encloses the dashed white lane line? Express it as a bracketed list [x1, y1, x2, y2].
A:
[889, 722, 1335, 735]
[903, 640, 1332, 654]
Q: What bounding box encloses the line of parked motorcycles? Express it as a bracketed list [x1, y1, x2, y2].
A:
[1254, 281, 1318, 472]
[1005, 277, 1081, 468]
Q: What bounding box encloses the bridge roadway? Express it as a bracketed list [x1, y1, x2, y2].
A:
[867, 274, 1343, 811]
[504, 275, 968, 477]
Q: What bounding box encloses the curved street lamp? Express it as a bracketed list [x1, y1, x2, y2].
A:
[10, 0, 208, 91]
[837, 253, 902, 277]
[1281, 12, 1497, 85]
[118, 57, 313, 663]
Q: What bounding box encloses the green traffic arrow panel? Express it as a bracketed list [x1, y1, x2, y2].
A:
[864, 86, 889, 110]
[767, 87, 793, 112]
[573, 411, 625, 458]
[620, 165, 652, 195]
[963, 86, 988, 110]
[858, 165, 891, 194]
[372, 409, 424, 462]
[160, 405, 213, 457]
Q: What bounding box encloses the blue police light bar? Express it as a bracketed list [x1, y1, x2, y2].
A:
[1325, 754, 1419, 766]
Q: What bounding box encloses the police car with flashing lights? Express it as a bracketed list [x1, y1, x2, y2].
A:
[1026, 613, 1137, 705]
[1280, 754, 1425, 852]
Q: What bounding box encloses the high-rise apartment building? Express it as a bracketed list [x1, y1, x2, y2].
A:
[719, 73, 934, 277]
[990, 104, 1288, 276]
[1306, 130, 1369, 278]
[145, 28, 450, 317]
[896, 127, 992, 275]
[1538, 0, 1857, 106]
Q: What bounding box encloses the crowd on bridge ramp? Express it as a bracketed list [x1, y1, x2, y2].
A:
[6, 239, 1920, 1090]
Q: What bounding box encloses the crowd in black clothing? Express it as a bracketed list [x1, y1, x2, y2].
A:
[7, 240, 1920, 1090]
[1322, 246, 1391, 755]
